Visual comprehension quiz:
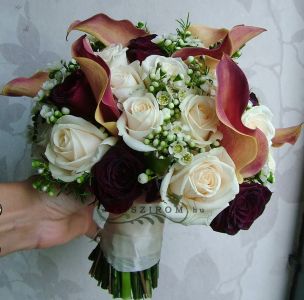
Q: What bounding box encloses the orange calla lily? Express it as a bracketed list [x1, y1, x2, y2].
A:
[67, 13, 147, 46]
[1, 71, 49, 98]
[216, 54, 269, 180]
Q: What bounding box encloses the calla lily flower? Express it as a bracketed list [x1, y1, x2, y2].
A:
[71, 36, 121, 135]
[67, 13, 147, 46]
[172, 25, 266, 69]
[272, 124, 303, 147]
[1, 71, 49, 98]
[216, 54, 269, 180]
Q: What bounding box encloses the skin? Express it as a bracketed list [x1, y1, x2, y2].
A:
[0, 179, 99, 257]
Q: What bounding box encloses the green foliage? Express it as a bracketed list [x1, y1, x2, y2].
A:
[145, 153, 172, 176]
[31, 159, 92, 202]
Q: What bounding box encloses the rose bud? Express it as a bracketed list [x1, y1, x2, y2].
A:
[210, 183, 272, 235]
[127, 34, 167, 63]
[91, 141, 145, 214]
[249, 92, 259, 106]
[50, 70, 97, 121]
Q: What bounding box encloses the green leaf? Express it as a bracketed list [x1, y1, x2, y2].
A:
[145, 153, 172, 176]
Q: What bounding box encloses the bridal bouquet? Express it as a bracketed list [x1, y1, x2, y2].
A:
[1, 12, 302, 299]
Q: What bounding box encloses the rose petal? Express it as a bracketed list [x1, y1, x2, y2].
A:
[216, 54, 269, 179]
[72, 36, 120, 135]
[189, 24, 229, 48]
[67, 13, 147, 46]
[1, 71, 49, 98]
[272, 123, 303, 147]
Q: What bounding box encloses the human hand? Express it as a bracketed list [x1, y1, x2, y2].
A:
[0, 178, 100, 256]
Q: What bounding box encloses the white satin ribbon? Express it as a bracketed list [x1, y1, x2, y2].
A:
[94, 201, 165, 272]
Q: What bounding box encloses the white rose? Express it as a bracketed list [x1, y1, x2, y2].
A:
[111, 61, 145, 102]
[117, 93, 163, 152]
[180, 95, 221, 145]
[95, 44, 128, 68]
[141, 55, 188, 80]
[45, 115, 117, 182]
[160, 147, 239, 225]
[242, 105, 275, 144]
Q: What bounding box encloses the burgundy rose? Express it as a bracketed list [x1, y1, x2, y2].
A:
[126, 34, 167, 63]
[50, 70, 96, 121]
[91, 141, 145, 214]
[210, 183, 272, 235]
[249, 92, 259, 106]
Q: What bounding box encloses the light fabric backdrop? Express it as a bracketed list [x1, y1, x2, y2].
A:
[0, 0, 303, 299]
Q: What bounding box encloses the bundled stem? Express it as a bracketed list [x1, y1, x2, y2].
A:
[89, 243, 159, 299]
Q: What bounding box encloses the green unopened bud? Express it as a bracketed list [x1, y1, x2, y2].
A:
[32, 160, 41, 168]
[149, 86, 155, 92]
[155, 126, 162, 134]
[76, 176, 84, 184]
[152, 139, 159, 147]
[168, 102, 175, 109]
[54, 110, 62, 117]
[189, 141, 196, 148]
[167, 134, 176, 142]
[48, 190, 55, 196]
[160, 141, 167, 147]
[145, 169, 153, 175]
[164, 39, 172, 46]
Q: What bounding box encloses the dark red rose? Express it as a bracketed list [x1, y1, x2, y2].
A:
[249, 92, 259, 106]
[91, 141, 145, 214]
[127, 34, 167, 63]
[50, 70, 96, 121]
[210, 183, 272, 235]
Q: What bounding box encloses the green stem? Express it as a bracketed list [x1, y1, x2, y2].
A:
[144, 269, 152, 298]
[121, 272, 132, 299]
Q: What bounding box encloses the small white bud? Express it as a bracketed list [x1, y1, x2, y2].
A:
[138, 173, 149, 184]
[187, 56, 195, 63]
[61, 107, 70, 115]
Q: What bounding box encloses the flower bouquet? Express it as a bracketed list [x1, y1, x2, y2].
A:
[1, 12, 303, 299]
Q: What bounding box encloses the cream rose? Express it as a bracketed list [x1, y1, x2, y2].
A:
[141, 55, 188, 80]
[96, 44, 128, 68]
[242, 105, 275, 144]
[111, 61, 145, 102]
[117, 93, 163, 152]
[180, 95, 221, 145]
[45, 115, 117, 182]
[160, 147, 239, 225]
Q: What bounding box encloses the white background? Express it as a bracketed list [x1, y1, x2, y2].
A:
[0, 0, 303, 299]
